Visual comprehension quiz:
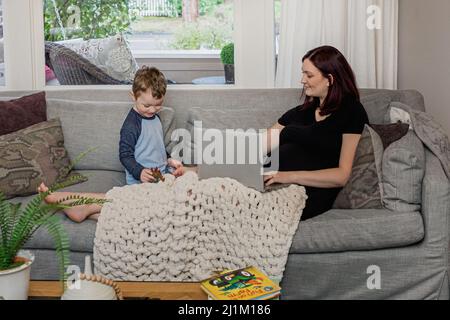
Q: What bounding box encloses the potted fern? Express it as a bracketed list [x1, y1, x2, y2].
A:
[0, 175, 106, 300]
[220, 43, 234, 84]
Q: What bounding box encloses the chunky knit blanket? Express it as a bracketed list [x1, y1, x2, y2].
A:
[93, 171, 306, 282]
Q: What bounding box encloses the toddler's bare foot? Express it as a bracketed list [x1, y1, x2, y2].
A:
[38, 182, 58, 204]
[38, 182, 84, 204]
[37, 182, 102, 223]
[37, 182, 48, 194]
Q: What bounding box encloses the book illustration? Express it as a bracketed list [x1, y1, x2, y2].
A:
[209, 269, 263, 292]
[201, 266, 281, 300]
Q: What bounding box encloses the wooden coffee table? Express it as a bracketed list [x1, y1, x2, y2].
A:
[29, 281, 207, 300]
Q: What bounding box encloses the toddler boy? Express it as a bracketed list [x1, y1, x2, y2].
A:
[119, 66, 183, 184]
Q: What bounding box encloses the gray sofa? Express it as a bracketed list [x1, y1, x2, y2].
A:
[2, 88, 449, 299]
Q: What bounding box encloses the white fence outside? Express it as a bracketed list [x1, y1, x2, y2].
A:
[130, 0, 178, 17]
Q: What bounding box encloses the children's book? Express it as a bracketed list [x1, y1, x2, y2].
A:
[200, 266, 281, 300]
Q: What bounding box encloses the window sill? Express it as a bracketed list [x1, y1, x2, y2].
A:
[131, 49, 221, 59]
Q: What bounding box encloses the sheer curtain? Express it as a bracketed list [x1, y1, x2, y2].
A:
[275, 0, 398, 89]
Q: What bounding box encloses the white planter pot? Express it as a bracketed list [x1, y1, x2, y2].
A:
[0, 250, 34, 300]
[61, 255, 118, 300]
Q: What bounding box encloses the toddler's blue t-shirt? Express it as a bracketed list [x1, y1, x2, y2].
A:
[119, 108, 169, 185]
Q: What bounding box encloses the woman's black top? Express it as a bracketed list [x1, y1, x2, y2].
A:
[277, 97, 369, 220]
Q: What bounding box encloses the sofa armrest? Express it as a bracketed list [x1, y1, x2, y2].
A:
[421, 149, 450, 249]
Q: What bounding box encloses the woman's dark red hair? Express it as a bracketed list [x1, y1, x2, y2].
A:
[301, 46, 360, 116]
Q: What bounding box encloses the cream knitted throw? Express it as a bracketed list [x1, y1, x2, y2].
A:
[93, 171, 307, 282]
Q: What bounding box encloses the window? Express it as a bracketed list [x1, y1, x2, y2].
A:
[2, 0, 273, 89]
[0, 0, 4, 86]
[274, 0, 281, 74]
[129, 0, 234, 85]
[43, 0, 234, 85]
[274, 0, 280, 57]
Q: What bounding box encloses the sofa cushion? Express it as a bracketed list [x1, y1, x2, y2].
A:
[333, 125, 384, 209]
[0, 91, 47, 136]
[187, 107, 281, 130]
[0, 118, 86, 199]
[181, 107, 283, 164]
[47, 99, 175, 171]
[289, 209, 425, 253]
[57, 169, 126, 193]
[23, 212, 97, 253]
[382, 131, 425, 212]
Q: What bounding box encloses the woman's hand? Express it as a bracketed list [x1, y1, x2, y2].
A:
[168, 158, 185, 177]
[263, 171, 293, 186]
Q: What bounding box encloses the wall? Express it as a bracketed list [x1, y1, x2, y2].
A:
[398, 0, 450, 135]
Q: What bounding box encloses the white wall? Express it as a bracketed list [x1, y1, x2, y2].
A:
[398, 0, 450, 135]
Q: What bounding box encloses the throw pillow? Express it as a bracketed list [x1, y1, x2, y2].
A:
[0, 92, 47, 136]
[389, 101, 450, 179]
[381, 131, 425, 212]
[390, 105, 412, 129]
[333, 125, 384, 209]
[369, 122, 410, 149]
[333, 122, 416, 210]
[0, 118, 87, 199]
[57, 33, 139, 82]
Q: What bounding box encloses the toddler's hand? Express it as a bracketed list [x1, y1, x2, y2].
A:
[140, 168, 156, 183]
[167, 158, 185, 177]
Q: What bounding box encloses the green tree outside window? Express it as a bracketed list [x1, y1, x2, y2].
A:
[44, 0, 138, 41]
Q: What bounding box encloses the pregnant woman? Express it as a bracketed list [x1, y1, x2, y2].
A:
[263, 45, 368, 220]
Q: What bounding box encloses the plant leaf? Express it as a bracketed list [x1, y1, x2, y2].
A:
[0, 192, 15, 269]
[41, 215, 70, 287]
